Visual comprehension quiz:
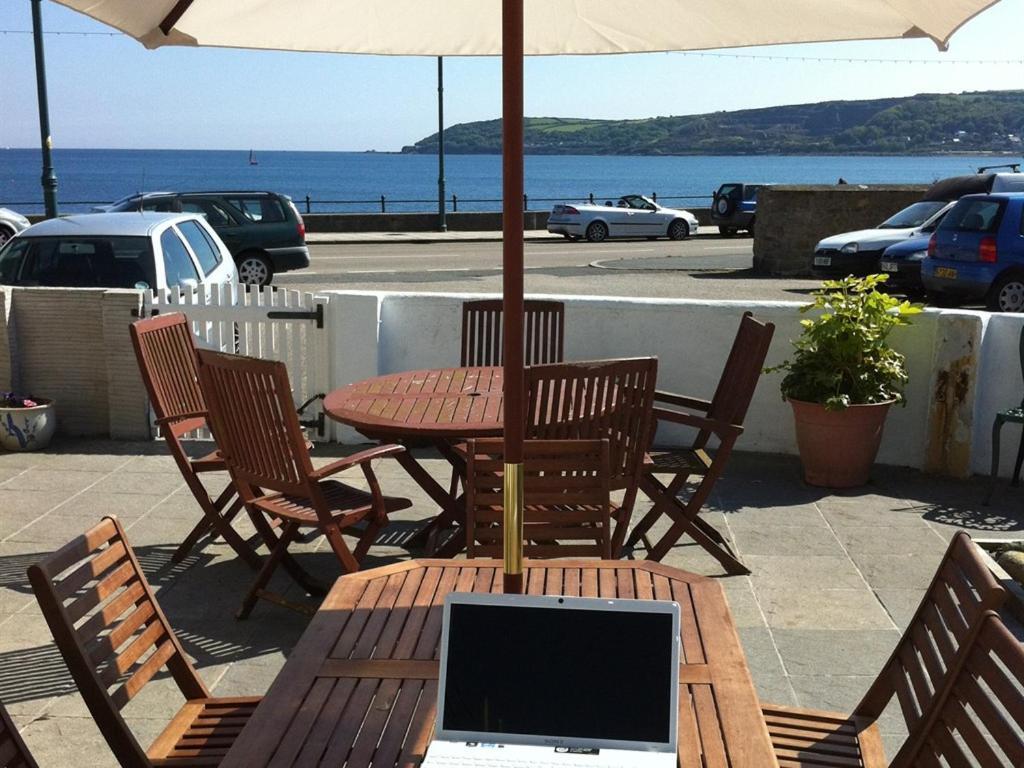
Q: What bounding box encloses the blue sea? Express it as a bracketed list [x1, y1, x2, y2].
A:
[0, 148, 1015, 215]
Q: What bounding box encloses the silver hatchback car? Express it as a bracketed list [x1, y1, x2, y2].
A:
[0, 212, 238, 291]
[0, 208, 31, 247]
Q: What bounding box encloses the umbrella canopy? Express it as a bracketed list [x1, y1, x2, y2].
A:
[52, 0, 1000, 591]
[55, 1, 992, 53]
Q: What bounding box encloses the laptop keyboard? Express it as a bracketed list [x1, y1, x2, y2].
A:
[423, 757, 635, 768]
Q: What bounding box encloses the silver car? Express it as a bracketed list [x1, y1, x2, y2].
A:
[0, 208, 31, 247]
[0, 212, 238, 291]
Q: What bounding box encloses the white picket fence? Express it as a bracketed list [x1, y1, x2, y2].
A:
[143, 283, 331, 439]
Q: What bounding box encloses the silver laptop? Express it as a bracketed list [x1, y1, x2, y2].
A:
[423, 592, 680, 768]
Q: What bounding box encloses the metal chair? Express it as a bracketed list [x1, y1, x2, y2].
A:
[130, 313, 259, 568]
[761, 532, 1006, 767]
[28, 517, 261, 768]
[985, 324, 1024, 505]
[0, 700, 39, 768]
[463, 438, 611, 558]
[196, 349, 412, 618]
[626, 311, 774, 573]
[525, 357, 658, 556]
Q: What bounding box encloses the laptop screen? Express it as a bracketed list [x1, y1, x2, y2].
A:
[439, 598, 677, 747]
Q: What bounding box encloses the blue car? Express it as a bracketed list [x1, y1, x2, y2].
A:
[922, 193, 1024, 312]
[879, 234, 932, 295]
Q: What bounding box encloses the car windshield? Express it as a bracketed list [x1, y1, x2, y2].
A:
[879, 201, 947, 229]
[0, 236, 156, 289]
[938, 199, 1005, 234]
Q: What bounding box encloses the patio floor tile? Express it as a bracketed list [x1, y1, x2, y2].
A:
[756, 588, 895, 630]
[772, 629, 901, 676]
[745, 555, 867, 590]
[833, 525, 948, 555]
[849, 552, 945, 591]
[730, 525, 845, 556]
[873, 588, 926, 630]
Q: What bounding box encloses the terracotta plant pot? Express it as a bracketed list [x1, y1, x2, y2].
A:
[0, 399, 57, 451]
[788, 398, 893, 488]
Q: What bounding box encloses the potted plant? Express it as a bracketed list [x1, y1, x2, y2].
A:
[0, 391, 57, 451]
[768, 274, 921, 488]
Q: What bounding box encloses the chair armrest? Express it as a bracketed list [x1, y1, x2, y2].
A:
[653, 406, 743, 440]
[309, 444, 406, 480]
[654, 391, 711, 411]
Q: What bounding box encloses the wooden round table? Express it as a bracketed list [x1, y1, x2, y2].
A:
[323, 366, 504, 440]
[323, 367, 505, 555]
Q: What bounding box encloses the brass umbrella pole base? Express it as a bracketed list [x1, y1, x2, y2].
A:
[503, 462, 524, 593]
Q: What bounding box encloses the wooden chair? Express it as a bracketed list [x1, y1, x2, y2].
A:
[625, 311, 775, 573]
[130, 314, 260, 569]
[461, 299, 565, 367]
[27, 517, 261, 768]
[760, 531, 1006, 768]
[525, 357, 658, 556]
[463, 438, 611, 558]
[195, 349, 412, 618]
[985, 324, 1024, 505]
[896, 610, 1023, 767]
[0, 700, 39, 768]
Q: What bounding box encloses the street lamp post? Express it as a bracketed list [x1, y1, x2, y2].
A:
[31, 0, 59, 219]
[437, 56, 447, 232]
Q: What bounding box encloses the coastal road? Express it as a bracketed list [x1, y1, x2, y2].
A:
[275, 235, 820, 301]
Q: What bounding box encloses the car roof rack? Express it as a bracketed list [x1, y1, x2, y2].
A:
[977, 163, 1020, 173]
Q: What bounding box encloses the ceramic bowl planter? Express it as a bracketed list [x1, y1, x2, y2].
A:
[788, 398, 894, 488]
[0, 398, 57, 451]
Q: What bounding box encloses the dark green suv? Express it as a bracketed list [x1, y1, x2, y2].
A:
[96, 191, 309, 286]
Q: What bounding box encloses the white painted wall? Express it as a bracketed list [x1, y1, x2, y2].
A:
[322, 290, 1015, 476]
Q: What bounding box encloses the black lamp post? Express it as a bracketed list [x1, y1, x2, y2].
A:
[437, 56, 447, 232]
[31, 0, 59, 218]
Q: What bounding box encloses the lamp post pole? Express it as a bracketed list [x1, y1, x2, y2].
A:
[437, 56, 447, 232]
[31, 0, 59, 219]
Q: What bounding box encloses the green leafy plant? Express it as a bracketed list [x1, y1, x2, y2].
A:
[767, 274, 922, 410]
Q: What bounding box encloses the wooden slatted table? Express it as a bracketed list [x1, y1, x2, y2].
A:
[220, 560, 777, 768]
[323, 367, 504, 555]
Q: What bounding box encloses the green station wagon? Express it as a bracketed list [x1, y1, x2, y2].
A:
[95, 191, 309, 286]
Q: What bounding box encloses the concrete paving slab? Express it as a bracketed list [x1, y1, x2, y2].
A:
[772, 629, 901, 676]
[745, 555, 868, 590]
[756, 588, 895, 630]
[833, 525, 948, 555]
[730, 525, 845, 556]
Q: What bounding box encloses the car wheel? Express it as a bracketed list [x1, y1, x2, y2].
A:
[585, 221, 609, 243]
[237, 252, 274, 287]
[718, 226, 736, 237]
[668, 219, 690, 241]
[0, 225, 14, 248]
[987, 272, 1024, 312]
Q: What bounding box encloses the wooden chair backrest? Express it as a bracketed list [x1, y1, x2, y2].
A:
[703, 311, 775, 436]
[196, 349, 312, 496]
[27, 517, 208, 768]
[855, 532, 1006, 733]
[465, 438, 611, 558]
[461, 299, 565, 367]
[0, 701, 39, 768]
[526, 357, 657, 492]
[898, 611, 1024, 767]
[129, 313, 207, 438]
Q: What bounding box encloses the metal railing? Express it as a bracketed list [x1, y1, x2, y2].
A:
[2, 192, 713, 215]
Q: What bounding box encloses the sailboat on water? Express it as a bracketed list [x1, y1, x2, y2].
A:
[248, 149, 258, 166]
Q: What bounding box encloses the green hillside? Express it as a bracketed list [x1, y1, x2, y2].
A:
[403, 90, 1024, 155]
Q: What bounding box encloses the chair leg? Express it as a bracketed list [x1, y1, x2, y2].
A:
[324, 523, 362, 573]
[172, 517, 213, 564]
[351, 518, 384, 563]
[237, 521, 301, 620]
[248, 510, 325, 595]
[986, 417, 1004, 505]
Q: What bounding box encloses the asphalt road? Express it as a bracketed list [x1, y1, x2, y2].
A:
[276, 235, 821, 301]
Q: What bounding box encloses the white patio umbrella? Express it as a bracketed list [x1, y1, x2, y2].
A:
[54, 0, 1001, 592]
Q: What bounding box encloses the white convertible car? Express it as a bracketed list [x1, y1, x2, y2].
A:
[546, 195, 699, 242]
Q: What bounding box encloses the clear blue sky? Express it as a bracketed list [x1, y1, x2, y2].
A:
[1, 0, 1022, 152]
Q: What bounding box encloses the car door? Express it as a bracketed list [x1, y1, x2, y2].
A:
[157, 225, 202, 290]
[180, 196, 246, 256]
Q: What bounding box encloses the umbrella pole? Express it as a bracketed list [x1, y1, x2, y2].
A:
[501, 0, 525, 594]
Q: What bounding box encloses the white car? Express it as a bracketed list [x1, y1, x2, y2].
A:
[547, 195, 698, 242]
[0, 212, 238, 291]
[0, 208, 31, 247]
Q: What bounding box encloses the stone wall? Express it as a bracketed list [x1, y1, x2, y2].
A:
[0, 287, 150, 439]
[753, 185, 927, 276]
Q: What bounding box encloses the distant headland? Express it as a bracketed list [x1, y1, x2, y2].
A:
[403, 89, 1024, 156]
